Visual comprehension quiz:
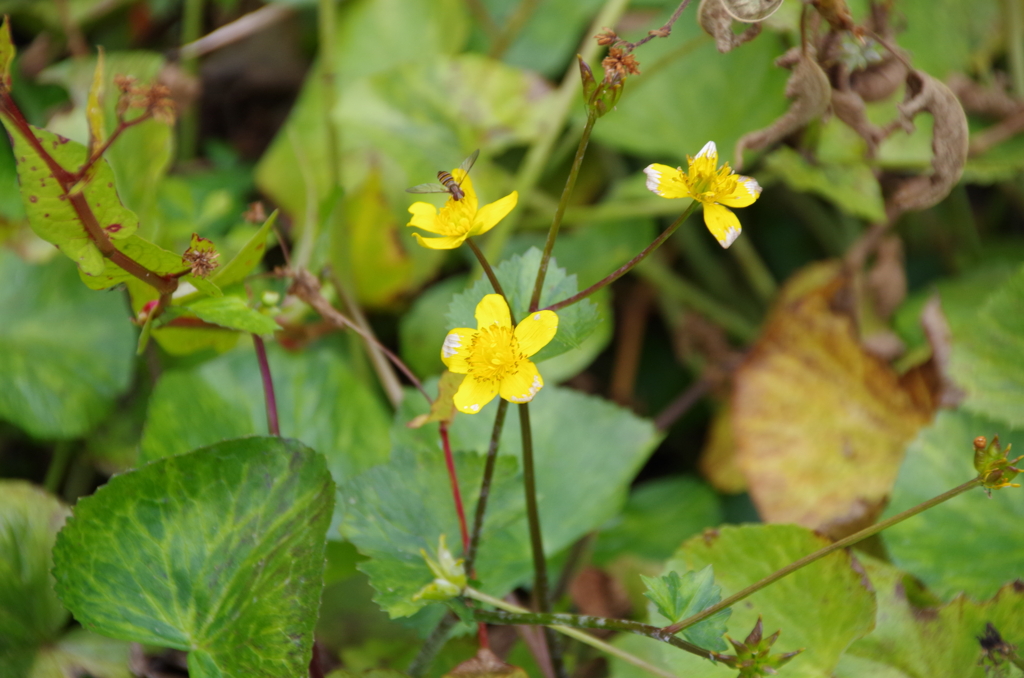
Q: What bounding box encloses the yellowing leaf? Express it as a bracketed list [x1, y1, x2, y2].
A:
[86, 49, 106, 157]
[731, 265, 932, 538]
[699, 403, 747, 494]
[0, 16, 13, 90]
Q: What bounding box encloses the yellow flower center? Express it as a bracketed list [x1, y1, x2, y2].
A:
[467, 324, 523, 383]
[437, 201, 475, 236]
[687, 160, 738, 205]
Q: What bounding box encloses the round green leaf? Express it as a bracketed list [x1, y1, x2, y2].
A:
[0, 251, 134, 439]
[0, 481, 70, 654]
[52, 437, 335, 678]
[881, 409, 1024, 600]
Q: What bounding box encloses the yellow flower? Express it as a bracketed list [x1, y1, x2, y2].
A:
[643, 141, 761, 248]
[407, 169, 518, 250]
[441, 294, 558, 414]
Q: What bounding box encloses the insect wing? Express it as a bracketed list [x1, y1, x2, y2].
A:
[406, 182, 450, 194]
[458, 148, 480, 176]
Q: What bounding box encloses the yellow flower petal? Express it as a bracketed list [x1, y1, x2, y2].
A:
[717, 175, 762, 208]
[499, 360, 544, 404]
[451, 169, 478, 212]
[454, 375, 498, 414]
[475, 293, 511, 329]
[513, 310, 558, 357]
[471, 191, 518, 236]
[408, 202, 441, 232]
[644, 163, 690, 199]
[695, 140, 717, 161]
[703, 202, 742, 248]
[441, 328, 477, 373]
[411, 233, 467, 250]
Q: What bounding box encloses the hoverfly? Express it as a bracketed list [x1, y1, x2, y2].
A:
[406, 149, 480, 202]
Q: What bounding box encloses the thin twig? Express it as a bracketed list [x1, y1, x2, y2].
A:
[489, 0, 542, 59]
[617, 0, 692, 53]
[440, 422, 471, 555]
[466, 237, 511, 315]
[178, 4, 295, 60]
[465, 399, 510, 574]
[653, 379, 712, 431]
[407, 612, 459, 676]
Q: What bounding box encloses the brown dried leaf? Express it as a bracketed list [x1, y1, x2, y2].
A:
[734, 48, 832, 169]
[865, 235, 906, 320]
[406, 371, 463, 428]
[698, 0, 763, 53]
[699, 402, 748, 494]
[831, 86, 888, 157]
[810, 0, 856, 32]
[919, 294, 966, 408]
[569, 566, 632, 624]
[445, 649, 528, 678]
[883, 70, 969, 218]
[732, 265, 932, 538]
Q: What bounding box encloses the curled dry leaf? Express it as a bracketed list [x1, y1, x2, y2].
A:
[883, 70, 969, 218]
[809, 0, 856, 32]
[718, 0, 785, 22]
[698, 0, 763, 53]
[919, 294, 966, 408]
[734, 47, 832, 170]
[865, 235, 906, 321]
[731, 263, 933, 539]
[445, 648, 528, 678]
[831, 86, 888, 156]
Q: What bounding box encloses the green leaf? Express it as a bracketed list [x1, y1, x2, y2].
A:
[85, 50, 105, 155]
[761, 147, 885, 222]
[837, 557, 1024, 678]
[446, 247, 601, 362]
[40, 52, 173, 231]
[179, 295, 280, 335]
[641, 566, 730, 651]
[139, 342, 391, 520]
[626, 524, 876, 677]
[211, 210, 277, 289]
[78, 233, 182, 290]
[342, 383, 661, 619]
[0, 117, 138, 275]
[52, 437, 334, 678]
[948, 263, 1024, 427]
[0, 15, 13, 89]
[0, 251, 134, 438]
[594, 477, 723, 566]
[881, 409, 1024, 600]
[0, 481, 70, 655]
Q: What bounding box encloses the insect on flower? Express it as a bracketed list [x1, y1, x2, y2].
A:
[406, 149, 480, 202]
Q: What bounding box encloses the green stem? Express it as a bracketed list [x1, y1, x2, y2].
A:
[636, 257, 758, 341]
[483, 0, 630, 263]
[465, 399, 509, 574]
[1006, 0, 1024, 98]
[43, 441, 75, 495]
[663, 477, 984, 636]
[529, 113, 597, 312]
[178, 0, 204, 161]
[518, 402, 564, 677]
[464, 588, 685, 678]
[318, 0, 340, 190]
[407, 612, 458, 677]
[466, 237, 514, 320]
[543, 203, 697, 312]
[728, 236, 776, 302]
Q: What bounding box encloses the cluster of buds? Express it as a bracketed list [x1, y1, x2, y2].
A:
[114, 75, 176, 125]
[710, 617, 802, 677]
[412, 535, 467, 602]
[973, 435, 1022, 494]
[578, 27, 643, 119]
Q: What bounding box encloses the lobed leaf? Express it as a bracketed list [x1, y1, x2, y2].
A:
[641, 566, 730, 651]
[52, 437, 334, 678]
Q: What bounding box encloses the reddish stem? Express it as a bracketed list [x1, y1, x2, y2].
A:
[439, 421, 470, 553]
[72, 112, 152, 182]
[252, 334, 280, 436]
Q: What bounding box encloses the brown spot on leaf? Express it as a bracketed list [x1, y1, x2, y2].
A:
[59, 195, 66, 201]
[106, 223, 122, 233]
[255, 242, 265, 251]
[702, 528, 721, 544]
[29, 196, 37, 203]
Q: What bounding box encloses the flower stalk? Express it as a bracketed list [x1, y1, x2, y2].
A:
[544, 201, 697, 312]
[663, 476, 985, 636]
[252, 334, 279, 436]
